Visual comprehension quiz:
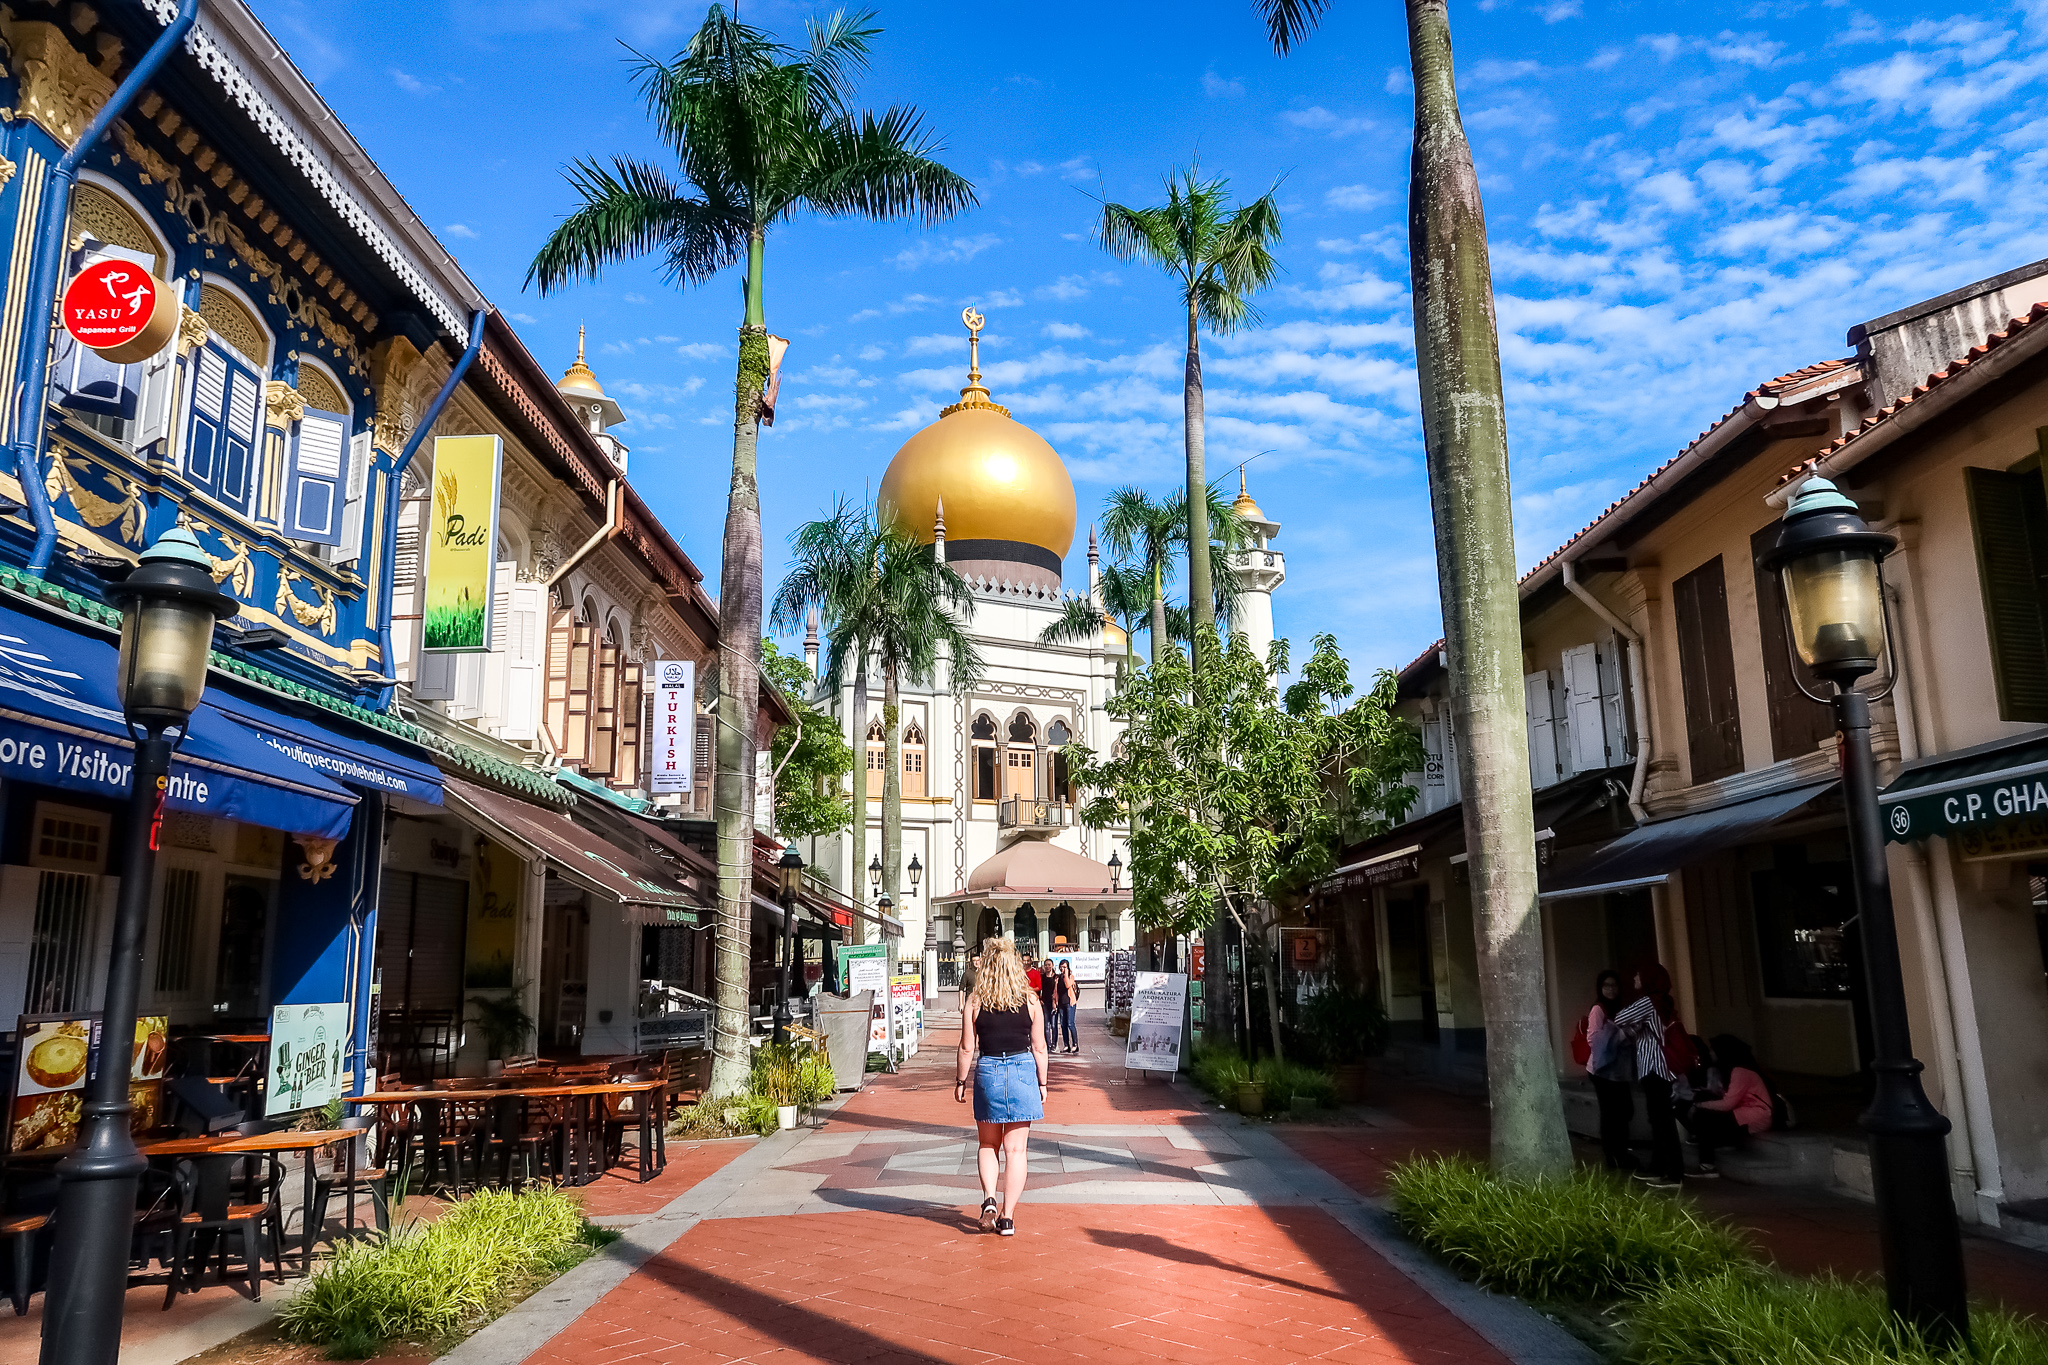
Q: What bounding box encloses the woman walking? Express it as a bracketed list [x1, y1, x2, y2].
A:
[1612, 963, 1691, 1189]
[956, 937, 1049, 1236]
[1581, 970, 1635, 1171]
[1039, 951, 1062, 1051]
[1058, 959, 1080, 1055]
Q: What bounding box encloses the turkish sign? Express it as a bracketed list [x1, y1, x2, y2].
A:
[649, 660, 696, 793]
[1883, 764, 2048, 844]
[61, 258, 175, 361]
[1124, 972, 1187, 1074]
[422, 435, 502, 653]
[266, 1002, 348, 1117]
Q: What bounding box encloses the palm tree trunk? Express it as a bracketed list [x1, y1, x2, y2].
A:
[711, 229, 770, 1100]
[882, 655, 902, 940]
[849, 646, 868, 947]
[1406, 0, 1569, 1178]
[1149, 559, 1168, 671]
[1183, 301, 1214, 643]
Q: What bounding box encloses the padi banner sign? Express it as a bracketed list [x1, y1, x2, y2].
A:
[422, 435, 503, 653]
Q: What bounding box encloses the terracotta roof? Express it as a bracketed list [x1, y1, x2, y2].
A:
[1780, 301, 2048, 486]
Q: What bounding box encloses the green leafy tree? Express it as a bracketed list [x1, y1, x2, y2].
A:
[759, 639, 853, 844]
[528, 7, 973, 1097]
[1249, 0, 1572, 1177]
[1097, 170, 1281, 655]
[1068, 629, 1420, 1058]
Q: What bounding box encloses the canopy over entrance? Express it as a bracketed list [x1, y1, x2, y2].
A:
[933, 840, 1131, 913]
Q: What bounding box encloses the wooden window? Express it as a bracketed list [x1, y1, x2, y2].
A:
[694, 713, 713, 797]
[1673, 556, 1745, 784]
[589, 623, 620, 777]
[1966, 465, 2048, 723]
[542, 597, 592, 764]
[1749, 522, 1835, 762]
[972, 714, 998, 801]
[865, 719, 885, 797]
[615, 663, 643, 790]
[903, 722, 927, 799]
[1005, 747, 1037, 799]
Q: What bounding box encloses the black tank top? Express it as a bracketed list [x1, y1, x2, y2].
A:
[974, 1001, 1032, 1055]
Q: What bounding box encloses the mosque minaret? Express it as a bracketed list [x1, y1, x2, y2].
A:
[1228, 466, 1285, 661]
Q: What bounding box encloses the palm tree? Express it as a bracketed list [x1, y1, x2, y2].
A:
[1097, 168, 1281, 658]
[1250, 0, 1571, 1179]
[529, 8, 973, 1097]
[1039, 560, 1150, 677]
[1100, 488, 1184, 671]
[774, 505, 983, 937]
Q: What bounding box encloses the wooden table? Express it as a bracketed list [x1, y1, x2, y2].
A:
[350, 1080, 666, 1191]
[140, 1128, 358, 1277]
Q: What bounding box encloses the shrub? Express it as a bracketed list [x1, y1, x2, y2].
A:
[749, 1042, 834, 1107]
[1256, 1057, 1336, 1109]
[669, 1092, 781, 1138]
[1388, 1156, 1752, 1303]
[278, 1185, 591, 1356]
[1627, 1270, 2048, 1365]
[1188, 1043, 1251, 1105]
[1299, 985, 1389, 1064]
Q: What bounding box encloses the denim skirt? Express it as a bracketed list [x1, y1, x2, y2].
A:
[973, 1052, 1043, 1124]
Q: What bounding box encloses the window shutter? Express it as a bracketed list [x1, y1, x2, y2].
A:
[413, 647, 456, 701]
[221, 359, 261, 511]
[694, 713, 713, 794]
[133, 341, 175, 452]
[588, 634, 619, 777]
[561, 616, 594, 765]
[283, 407, 350, 544]
[1966, 466, 2048, 723]
[501, 582, 544, 743]
[53, 241, 149, 422]
[1749, 521, 1833, 761]
[1524, 671, 1560, 789]
[479, 561, 516, 733]
[184, 344, 228, 495]
[184, 341, 261, 512]
[542, 598, 579, 759]
[1562, 644, 1611, 772]
[616, 667, 642, 790]
[1674, 556, 1745, 784]
[334, 432, 372, 566]
[1598, 636, 1631, 762]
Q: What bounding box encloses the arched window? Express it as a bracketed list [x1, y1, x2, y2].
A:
[57, 181, 174, 453]
[903, 721, 927, 799]
[1046, 719, 1071, 746]
[971, 713, 998, 802]
[865, 718, 885, 797]
[1048, 718, 1074, 800]
[1005, 712, 1038, 800]
[184, 282, 271, 515]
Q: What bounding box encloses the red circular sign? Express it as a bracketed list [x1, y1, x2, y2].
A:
[61, 259, 160, 351]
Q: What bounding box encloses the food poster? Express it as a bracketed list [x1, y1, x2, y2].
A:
[465, 836, 521, 988]
[890, 975, 922, 1058]
[265, 1002, 347, 1117]
[421, 434, 503, 652]
[7, 1012, 162, 1152]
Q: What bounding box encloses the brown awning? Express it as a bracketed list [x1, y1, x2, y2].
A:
[442, 776, 702, 924]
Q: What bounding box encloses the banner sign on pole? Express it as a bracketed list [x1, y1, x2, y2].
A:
[1045, 950, 1108, 983]
[649, 660, 696, 793]
[422, 435, 503, 652]
[1123, 972, 1188, 1073]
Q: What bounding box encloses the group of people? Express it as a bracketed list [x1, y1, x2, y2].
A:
[1580, 964, 1780, 1188]
[1028, 954, 1081, 1055]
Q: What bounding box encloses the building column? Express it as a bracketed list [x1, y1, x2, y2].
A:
[1651, 879, 1697, 1031]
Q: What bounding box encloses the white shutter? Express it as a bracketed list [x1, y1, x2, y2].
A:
[0, 865, 38, 1021]
[1563, 643, 1611, 773]
[414, 647, 456, 701]
[335, 432, 372, 566]
[501, 582, 544, 743]
[479, 561, 516, 733]
[1525, 672, 1559, 789]
[133, 341, 175, 452]
[1599, 636, 1631, 761]
[284, 407, 351, 544]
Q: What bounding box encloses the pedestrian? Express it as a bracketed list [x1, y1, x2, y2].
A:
[955, 937, 1048, 1236]
[960, 953, 980, 997]
[1039, 951, 1061, 1050]
[1026, 955, 1043, 995]
[1577, 970, 1635, 1171]
[1058, 959, 1080, 1054]
[1611, 963, 1693, 1188]
[1679, 1034, 1773, 1176]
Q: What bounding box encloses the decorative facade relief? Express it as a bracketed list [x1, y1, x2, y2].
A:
[0, 18, 115, 147]
[263, 380, 304, 431]
[275, 563, 337, 636]
[45, 452, 143, 545]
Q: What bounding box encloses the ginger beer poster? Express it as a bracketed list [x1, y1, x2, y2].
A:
[423, 434, 502, 652]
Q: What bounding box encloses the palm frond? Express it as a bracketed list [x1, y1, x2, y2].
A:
[527, 158, 747, 294]
[1096, 203, 1183, 274]
[1038, 594, 1106, 647]
[803, 8, 880, 116]
[804, 108, 978, 225]
[1254, 0, 1330, 55]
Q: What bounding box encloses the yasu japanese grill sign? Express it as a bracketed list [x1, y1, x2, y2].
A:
[61, 258, 178, 363]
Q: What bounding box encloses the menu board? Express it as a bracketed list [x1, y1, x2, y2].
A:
[265, 1002, 347, 1117]
[10, 1013, 166, 1153]
[889, 975, 922, 1058]
[1045, 951, 1108, 983]
[840, 944, 888, 999]
[1123, 972, 1187, 1074]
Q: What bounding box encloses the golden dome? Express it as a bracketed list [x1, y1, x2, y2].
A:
[878, 308, 1075, 561]
[558, 326, 623, 428]
[1231, 465, 1267, 522]
[1103, 619, 1129, 652]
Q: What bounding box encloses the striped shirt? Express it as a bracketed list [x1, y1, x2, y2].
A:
[1611, 995, 1673, 1081]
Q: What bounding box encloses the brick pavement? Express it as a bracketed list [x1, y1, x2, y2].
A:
[472, 1011, 1578, 1365]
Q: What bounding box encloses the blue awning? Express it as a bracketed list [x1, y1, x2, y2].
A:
[0, 604, 356, 839]
[205, 689, 443, 806]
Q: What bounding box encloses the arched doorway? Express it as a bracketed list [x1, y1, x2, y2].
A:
[975, 905, 1000, 947]
[1048, 901, 1078, 951]
[1012, 902, 1040, 950]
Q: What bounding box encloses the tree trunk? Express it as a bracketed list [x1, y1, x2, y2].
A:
[711, 229, 771, 1100]
[1183, 300, 1214, 642]
[849, 646, 868, 947]
[882, 655, 901, 948]
[1260, 929, 1284, 1063]
[1149, 559, 1168, 671]
[1406, 0, 1570, 1178]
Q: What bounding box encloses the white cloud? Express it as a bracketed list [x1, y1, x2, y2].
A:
[1282, 106, 1375, 137]
[622, 293, 650, 304]
[857, 344, 888, 362]
[1058, 157, 1095, 182]
[390, 68, 437, 94]
[1540, 0, 1582, 21]
[1042, 322, 1091, 339]
[1034, 271, 1120, 302]
[849, 293, 944, 323]
[890, 234, 1003, 271]
[443, 223, 479, 239]
[1203, 70, 1245, 97]
[1325, 184, 1391, 212]
[675, 342, 727, 361]
[509, 311, 537, 325]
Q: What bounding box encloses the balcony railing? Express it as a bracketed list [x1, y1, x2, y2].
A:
[999, 796, 1072, 832]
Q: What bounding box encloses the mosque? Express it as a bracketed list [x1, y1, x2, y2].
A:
[800, 309, 1286, 978]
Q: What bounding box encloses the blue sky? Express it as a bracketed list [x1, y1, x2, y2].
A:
[253, 0, 2048, 678]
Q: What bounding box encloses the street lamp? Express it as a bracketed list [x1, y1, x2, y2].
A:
[868, 852, 882, 897]
[46, 528, 235, 1365]
[774, 844, 804, 1045]
[1107, 849, 1122, 894]
[1763, 475, 1968, 1343]
[907, 853, 922, 897]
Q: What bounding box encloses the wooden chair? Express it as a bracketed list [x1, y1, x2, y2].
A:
[600, 1076, 660, 1172]
[4, 1214, 45, 1315]
[432, 1098, 498, 1196]
[163, 1161, 283, 1307]
[663, 1049, 710, 1114]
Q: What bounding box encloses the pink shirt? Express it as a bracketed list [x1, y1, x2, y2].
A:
[1697, 1067, 1772, 1134]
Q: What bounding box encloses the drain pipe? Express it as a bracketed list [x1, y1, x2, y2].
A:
[12, 0, 200, 576]
[544, 478, 623, 589]
[375, 309, 488, 710]
[1562, 557, 1650, 823]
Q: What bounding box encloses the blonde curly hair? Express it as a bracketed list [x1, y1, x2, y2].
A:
[971, 936, 1030, 1012]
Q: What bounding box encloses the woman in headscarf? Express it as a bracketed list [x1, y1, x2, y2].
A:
[1581, 970, 1635, 1170]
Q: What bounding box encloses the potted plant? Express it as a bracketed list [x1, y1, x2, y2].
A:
[1235, 1078, 1267, 1116]
[466, 988, 537, 1072]
[1301, 985, 1389, 1105]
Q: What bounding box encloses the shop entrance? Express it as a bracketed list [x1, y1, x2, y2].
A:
[1384, 887, 1437, 1044]
[213, 875, 275, 1024]
[539, 892, 590, 1052]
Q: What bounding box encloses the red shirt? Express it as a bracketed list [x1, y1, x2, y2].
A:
[1027, 967, 1042, 991]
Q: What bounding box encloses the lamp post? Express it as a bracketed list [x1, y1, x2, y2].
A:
[907, 853, 922, 898]
[1107, 849, 1121, 894]
[774, 844, 804, 1045]
[1764, 476, 1968, 1343]
[876, 892, 899, 1071]
[44, 529, 236, 1365]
